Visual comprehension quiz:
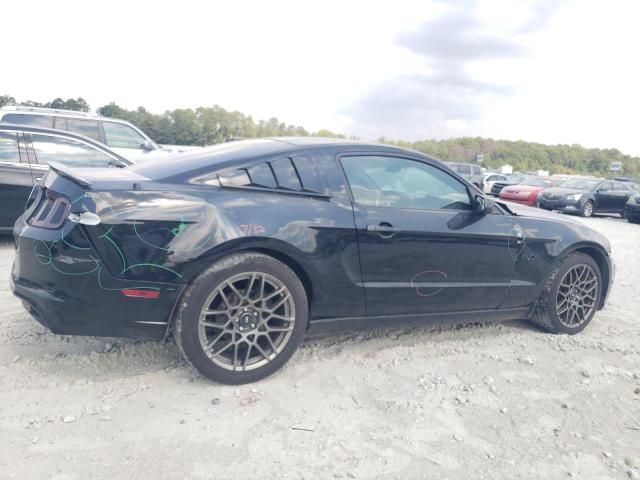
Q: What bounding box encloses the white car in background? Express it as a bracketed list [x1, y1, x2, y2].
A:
[0, 106, 199, 160]
[483, 173, 508, 194]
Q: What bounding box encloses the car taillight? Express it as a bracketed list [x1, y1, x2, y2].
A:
[28, 191, 70, 229]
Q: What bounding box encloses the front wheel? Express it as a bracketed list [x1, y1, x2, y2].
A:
[530, 252, 602, 334]
[580, 200, 594, 217]
[174, 252, 308, 384]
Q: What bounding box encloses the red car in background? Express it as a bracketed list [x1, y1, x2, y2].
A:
[499, 176, 555, 206]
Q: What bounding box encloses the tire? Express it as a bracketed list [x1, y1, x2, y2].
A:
[580, 200, 594, 217]
[529, 252, 602, 335]
[174, 252, 308, 384]
[628, 216, 640, 224]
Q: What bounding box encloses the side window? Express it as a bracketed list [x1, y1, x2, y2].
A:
[1, 113, 53, 128]
[472, 166, 482, 175]
[341, 155, 472, 210]
[103, 122, 147, 149]
[30, 134, 114, 167]
[599, 182, 614, 192]
[211, 156, 325, 194]
[0, 131, 20, 163]
[54, 117, 68, 130]
[613, 183, 627, 192]
[458, 165, 471, 174]
[66, 119, 101, 141]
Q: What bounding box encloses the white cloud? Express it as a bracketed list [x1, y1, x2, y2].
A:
[2, 0, 640, 154]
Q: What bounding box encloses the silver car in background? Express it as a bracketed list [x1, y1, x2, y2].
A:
[0, 106, 198, 160]
[445, 162, 484, 189]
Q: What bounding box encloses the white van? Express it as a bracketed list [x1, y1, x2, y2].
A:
[0, 106, 195, 160]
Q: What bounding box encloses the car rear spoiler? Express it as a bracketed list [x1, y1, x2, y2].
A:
[47, 162, 93, 188]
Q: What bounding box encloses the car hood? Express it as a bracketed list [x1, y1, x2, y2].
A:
[498, 200, 584, 225]
[501, 185, 542, 193]
[541, 187, 586, 196]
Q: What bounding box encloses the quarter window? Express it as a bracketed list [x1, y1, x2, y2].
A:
[0, 131, 20, 163]
[341, 155, 472, 210]
[2, 113, 53, 128]
[103, 122, 147, 149]
[30, 134, 114, 167]
[66, 119, 101, 141]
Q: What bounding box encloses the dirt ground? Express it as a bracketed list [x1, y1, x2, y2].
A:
[1, 216, 639, 480]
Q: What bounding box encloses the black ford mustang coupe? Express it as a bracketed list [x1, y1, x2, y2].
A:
[11, 138, 614, 384]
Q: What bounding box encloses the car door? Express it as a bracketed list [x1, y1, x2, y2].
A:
[102, 121, 151, 158]
[0, 130, 35, 231]
[594, 181, 616, 212]
[611, 183, 632, 212]
[340, 153, 516, 316]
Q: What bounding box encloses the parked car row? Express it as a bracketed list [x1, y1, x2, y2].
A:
[487, 172, 639, 223]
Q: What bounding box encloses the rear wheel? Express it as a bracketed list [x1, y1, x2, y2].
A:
[174, 252, 308, 384]
[580, 200, 594, 217]
[530, 252, 601, 334]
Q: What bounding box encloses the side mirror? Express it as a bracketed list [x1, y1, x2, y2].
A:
[474, 194, 494, 214]
[141, 140, 155, 151]
[107, 159, 127, 168]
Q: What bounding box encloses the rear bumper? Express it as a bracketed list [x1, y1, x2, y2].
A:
[11, 224, 184, 340]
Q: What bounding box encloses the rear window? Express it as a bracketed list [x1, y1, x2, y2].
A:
[2, 113, 53, 128]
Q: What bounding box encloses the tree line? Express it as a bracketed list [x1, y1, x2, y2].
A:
[1, 94, 638, 178]
[382, 137, 640, 178]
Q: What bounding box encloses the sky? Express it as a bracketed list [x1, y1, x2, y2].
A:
[3, 0, 640, 155]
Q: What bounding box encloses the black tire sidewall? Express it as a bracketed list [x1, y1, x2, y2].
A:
[176, 254, 308, 384]
[581, 200, 594, 217]
[544, 253, 602, 334]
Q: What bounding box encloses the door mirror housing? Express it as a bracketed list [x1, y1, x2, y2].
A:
[474, 194, 494, 214]
[141, 140, 155, 151]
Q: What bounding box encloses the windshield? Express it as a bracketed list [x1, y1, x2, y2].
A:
[559, 179, 599, 190]
[521, 177, 549, 187]
[508, 174, 528, 184]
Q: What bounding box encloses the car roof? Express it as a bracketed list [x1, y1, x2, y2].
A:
[0, 106, 139, 128]
[0, 123, 131, 165]
[130, 137, 438, 180]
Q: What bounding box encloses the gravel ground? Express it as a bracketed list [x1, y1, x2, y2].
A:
[1, 216, 639, 480]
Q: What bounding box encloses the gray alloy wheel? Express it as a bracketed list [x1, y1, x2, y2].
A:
[197, 272, 296, 372]
[581, 200, 594, 217]
[530, 252, 602, 335]
[555, 264, 598, 328]
[174, 252, 308, 384]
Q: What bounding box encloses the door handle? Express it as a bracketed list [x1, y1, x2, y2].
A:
[366, 222, 399, 237]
